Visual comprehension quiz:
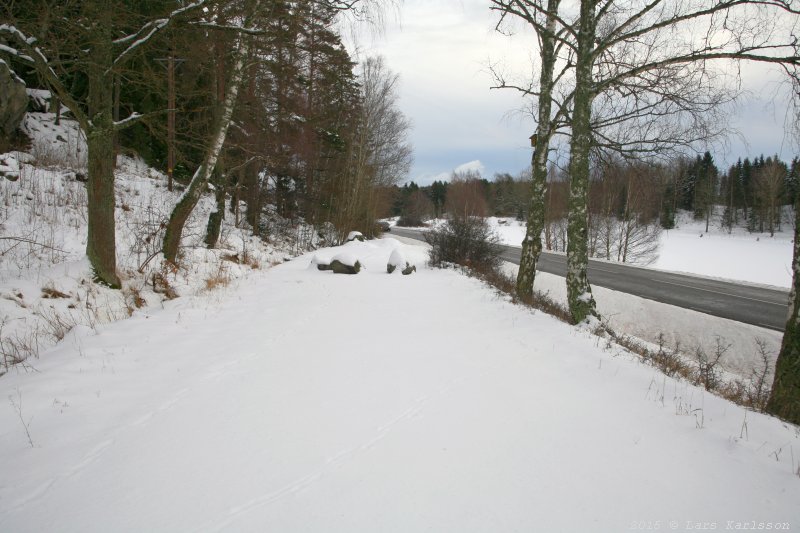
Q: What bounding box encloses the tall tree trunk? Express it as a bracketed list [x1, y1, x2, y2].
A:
[85, 19, 120, 288]
[767, 200, 800, 424]
[244, 163, 260, 233]
[162, 11, 255, 263]
[566, 0, 598, 323]
[204, 167, 226, 248]
[517, 0, 561, 298]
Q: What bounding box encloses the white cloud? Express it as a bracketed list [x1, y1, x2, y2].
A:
[454, 159, 485, 175]
[411, 159, 486, 186]
[351, 0, 794, 180]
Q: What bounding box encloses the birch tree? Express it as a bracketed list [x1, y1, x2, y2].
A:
[495, 0, 799, 323]
[766, 71, 800, 425]
[491, 0, 568, 298]
[162, 0, 264, 262]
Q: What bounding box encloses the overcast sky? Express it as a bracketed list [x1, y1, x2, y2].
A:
[349, 0, 796, 185]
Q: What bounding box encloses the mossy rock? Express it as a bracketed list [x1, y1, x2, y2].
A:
[401, 263, 416, 275]
[387, 263, 397, 274]
[330, 259, 361, 274]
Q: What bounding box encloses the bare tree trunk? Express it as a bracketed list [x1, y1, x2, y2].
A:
[244, 163, 260, 233]
[516, 0, 560, 298]
[767, 199, 800, 424]
[204, 167, 226, 248]
[85, 19, 120, 288]
[566, 0, 598, 323]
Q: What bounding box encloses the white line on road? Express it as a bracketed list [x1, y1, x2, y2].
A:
[653, 279, 786, 306]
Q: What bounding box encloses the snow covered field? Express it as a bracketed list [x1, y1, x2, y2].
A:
[1, 238, 798, 532]
[475, 215, 794, 288]
[655, 219, 794, 288]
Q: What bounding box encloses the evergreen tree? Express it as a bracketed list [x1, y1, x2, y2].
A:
[693, 152, 718, 233]
[660, 183, 676, 229]
[429, 180, 448, 219]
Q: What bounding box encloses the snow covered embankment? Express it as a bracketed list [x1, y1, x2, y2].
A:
[1, 111, 285, 374]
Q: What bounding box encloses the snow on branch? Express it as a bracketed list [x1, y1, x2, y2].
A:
[113, 109, 173, 131]
[0, 43, 34, 63]
[189, 21, 265, 35]
[113, 112, 143, 130]
[0, 24, 36, 45]
[0, 58, 26, 85]
[113, 0, 208, 66]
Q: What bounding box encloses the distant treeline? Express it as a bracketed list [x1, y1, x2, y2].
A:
[386, 152, 799, 264]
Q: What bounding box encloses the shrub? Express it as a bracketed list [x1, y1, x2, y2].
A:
[425, 216, 502, 271]
[396, 215, 426, 227]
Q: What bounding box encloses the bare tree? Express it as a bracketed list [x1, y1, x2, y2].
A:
[445, 171, 489, 218]
[752, 159, 786, 237]
[495, 0, 799, 322]
[490, 0, 568, 297]
[334, 55, 412, 237]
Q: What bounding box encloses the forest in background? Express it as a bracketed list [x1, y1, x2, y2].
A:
[391, 152, 800, 264]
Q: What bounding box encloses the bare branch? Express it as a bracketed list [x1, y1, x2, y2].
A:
[113, 0, 209, 67]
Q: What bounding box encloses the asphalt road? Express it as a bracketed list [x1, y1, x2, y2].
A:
[388, 226, 790, 331]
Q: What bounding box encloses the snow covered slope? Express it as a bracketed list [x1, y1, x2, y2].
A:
[1, 111, 286, 374]
[1, 239, 797, 532]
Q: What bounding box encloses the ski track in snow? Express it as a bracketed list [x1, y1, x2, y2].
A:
[3, 281, 334, 519]
[208, 367, 478, 532]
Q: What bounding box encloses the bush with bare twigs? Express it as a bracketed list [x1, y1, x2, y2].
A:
[425, 216, 502, 272]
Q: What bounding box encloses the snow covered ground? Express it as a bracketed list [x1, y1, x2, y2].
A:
[399, 215, 795, 288]
[391, 217, 787, 377]
[1, 111, 288, 376]
[1, 238, 798, 532]
[655, 214, 794, 288]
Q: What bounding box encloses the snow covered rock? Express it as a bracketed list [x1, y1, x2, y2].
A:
[314, 252, 362, 274]
[311, 255, 331, 271]
[387, 249, 405, 273]
[329, 253, 361, 274]
[330, 259, 360, 274]
[0, 153, 21, 181]
[345, 231, 366, 242]
[26, 89, 51, 113]
[0, 60, 27, 138]
[387, 248, 415, 275]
